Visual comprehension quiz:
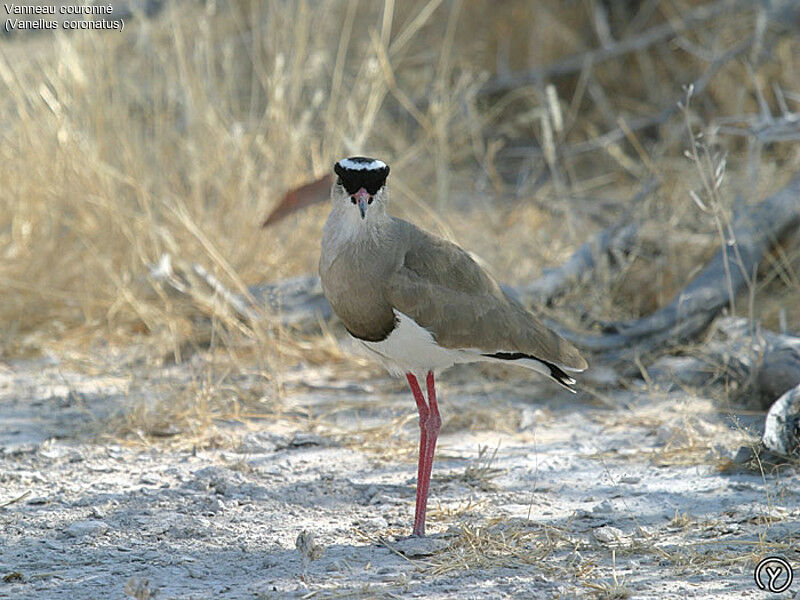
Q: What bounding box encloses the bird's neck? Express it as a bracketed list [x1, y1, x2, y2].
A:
[321, 205, 390, 264]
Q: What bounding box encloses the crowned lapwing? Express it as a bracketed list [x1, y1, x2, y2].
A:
[319, 156, 588, 537]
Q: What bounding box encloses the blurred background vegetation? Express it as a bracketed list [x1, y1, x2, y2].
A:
[1, 0, 798, 390]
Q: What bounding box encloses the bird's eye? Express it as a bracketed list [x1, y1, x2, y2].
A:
[336, 177, 343, 186]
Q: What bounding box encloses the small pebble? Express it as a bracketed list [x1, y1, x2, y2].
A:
[593, 525, 624, 544]
[65, 520, 108, 538]
[391, 536, 448, 557]
[592, 499, 614, 514]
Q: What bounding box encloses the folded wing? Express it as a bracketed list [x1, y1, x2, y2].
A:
[385, 222, 587, 372]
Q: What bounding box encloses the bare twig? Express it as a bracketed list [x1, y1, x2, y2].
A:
[0, 490, 31, 509]
[500, 37, 753, 161]
[544, 176, 800, 359]
[523, 183, 647, 308]
[479, 0, 751, 96]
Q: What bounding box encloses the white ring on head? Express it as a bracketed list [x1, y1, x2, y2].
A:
[338, 157, 387, 171]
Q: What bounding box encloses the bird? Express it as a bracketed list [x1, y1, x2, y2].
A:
[318, 156, 588, 537]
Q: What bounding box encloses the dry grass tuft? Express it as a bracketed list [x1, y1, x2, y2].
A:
[668, 510, 693, 529]
[438, 444, 504, 491]
[429, 519, 557, 576]
[1, 1, 799, 441]
[584, 579, 631, 600]
[428, 497, 489, 524]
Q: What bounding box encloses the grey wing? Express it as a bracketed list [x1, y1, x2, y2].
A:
[385, 224, 587, 371]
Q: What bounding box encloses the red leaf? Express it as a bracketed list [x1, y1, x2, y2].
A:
[262, 173, 334, 227]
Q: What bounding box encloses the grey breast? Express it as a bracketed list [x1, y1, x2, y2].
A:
[319, 232, 402, 342]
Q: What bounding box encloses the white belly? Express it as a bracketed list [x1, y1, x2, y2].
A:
[350, 310, 575, 390]
[357, 310, 474, 377]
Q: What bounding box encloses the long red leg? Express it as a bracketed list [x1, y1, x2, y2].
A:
[417, 371, 441, 536]
[406, 373, 430, 536]
[406, 371, 442, 537]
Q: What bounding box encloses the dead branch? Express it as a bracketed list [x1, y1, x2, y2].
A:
[248, 275, 333, 329]
[551, 177, 800, 359]
[541, 175, 800, 360]
[647, 317, 800, 407]
[479, 0, 751, 96]
[152, 177, 800, 378]
[717, 114, 800, 144]
[523, 180, 657, 306]
[525, 222, 638, 306]
[148, 256, 331, 330]
[498, 36, 752, 163]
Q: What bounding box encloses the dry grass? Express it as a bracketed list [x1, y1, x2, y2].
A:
[436, 443, 504, 491]
[1, 0, 799, 443]
[427, 497, 489, 524]
[428, 518, 569, 576]
[107, 354, 270, 449]
[419, 505, 799, 593]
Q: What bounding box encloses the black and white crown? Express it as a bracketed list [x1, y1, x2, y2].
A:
[334, 156, 390, 195]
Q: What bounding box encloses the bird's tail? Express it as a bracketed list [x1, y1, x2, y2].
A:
[480, 352, 580, 393]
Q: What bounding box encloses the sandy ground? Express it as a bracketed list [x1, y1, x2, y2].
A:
[1, 349, 798, 600]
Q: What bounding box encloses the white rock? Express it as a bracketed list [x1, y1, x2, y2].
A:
[619, 475, 641, 484]
[391, 536, 448, 557]
[65, 520, 108, 538]
[763, 384, 800, 456]
[592, 499, 614, 514]
[593, 526, 624, 544]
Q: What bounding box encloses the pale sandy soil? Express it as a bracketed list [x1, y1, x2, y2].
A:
[0, 350, 798, 600]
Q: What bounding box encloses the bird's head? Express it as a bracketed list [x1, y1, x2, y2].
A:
[332, 156, 390, 222]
